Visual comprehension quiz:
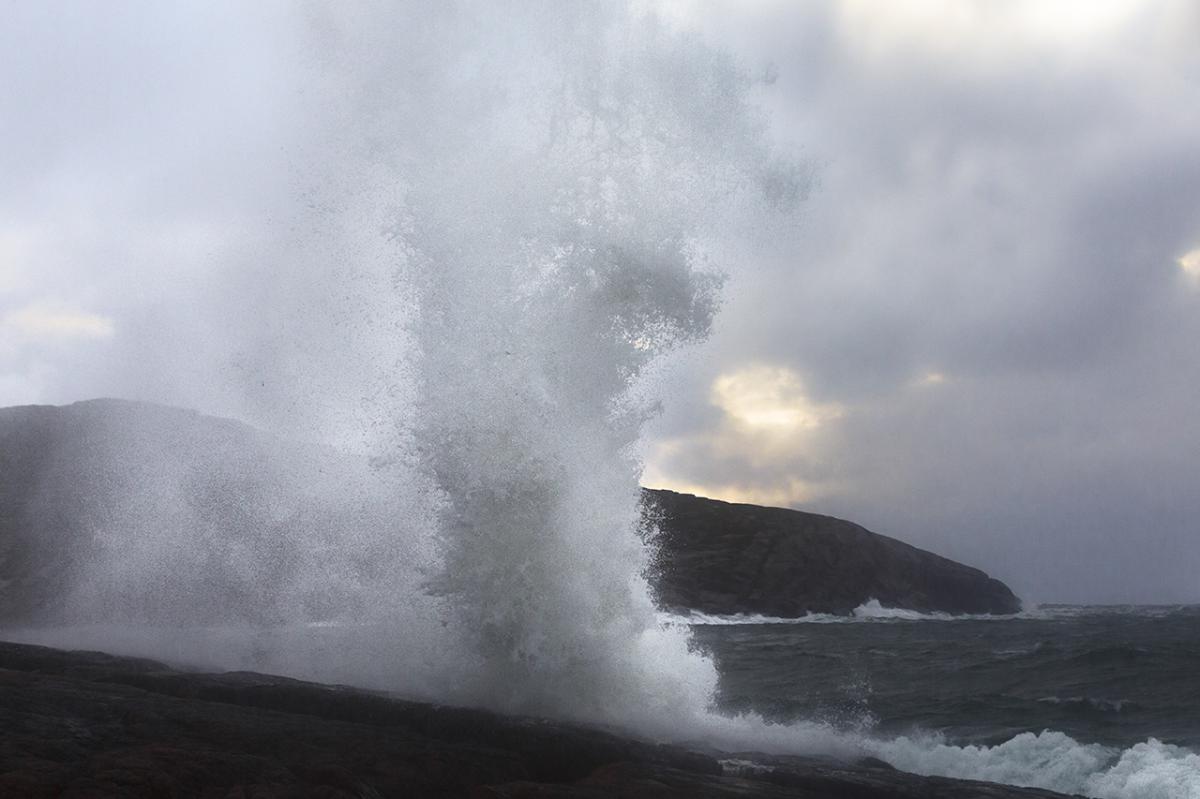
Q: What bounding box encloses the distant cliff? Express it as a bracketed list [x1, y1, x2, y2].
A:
[0, 399, 1020, 623]
[644, 488, 1021, 616]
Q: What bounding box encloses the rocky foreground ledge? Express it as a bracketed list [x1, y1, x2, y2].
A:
[0, 641, 1076, 798]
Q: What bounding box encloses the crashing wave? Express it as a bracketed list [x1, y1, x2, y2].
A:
[1036, 696, 1134, 714]
[871, 731, 1200, 799]
[663, 601, 1198, 625]
[658, 610, 848, 625]
[661, 599, 1024, 625]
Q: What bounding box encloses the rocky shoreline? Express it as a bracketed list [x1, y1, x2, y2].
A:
[0, 640, 1077, 798]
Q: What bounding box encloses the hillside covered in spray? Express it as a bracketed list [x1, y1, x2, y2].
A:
[0, 398, 1019, 627]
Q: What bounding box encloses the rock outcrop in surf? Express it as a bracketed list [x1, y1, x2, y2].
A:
[645, 488, 1021, 617]
[0, 399, 1020, 624]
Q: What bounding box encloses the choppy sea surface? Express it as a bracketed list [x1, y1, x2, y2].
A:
[6, 604, 1199, 798]
[677, 602, 1200, 798]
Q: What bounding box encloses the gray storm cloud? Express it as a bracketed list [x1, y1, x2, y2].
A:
[2, 2, 1198, 604]
[642, 1, 1200, 604]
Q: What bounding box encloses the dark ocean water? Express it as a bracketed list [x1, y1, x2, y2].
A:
[6, 604, 1198, 797]
[684, 603, 1200, 797]
[692, 604, 1200, 748]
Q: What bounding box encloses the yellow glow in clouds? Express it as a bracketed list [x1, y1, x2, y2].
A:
[711, 364, 842, 433]
[4, 305, 115, 339]
[1179, 249, 1200, 284]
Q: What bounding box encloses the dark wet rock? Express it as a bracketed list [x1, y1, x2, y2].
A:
[644, 489, 1021, 617]
[0, 640, 1077, 798]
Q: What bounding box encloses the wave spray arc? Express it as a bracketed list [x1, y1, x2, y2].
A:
[344, 3, 804, 729]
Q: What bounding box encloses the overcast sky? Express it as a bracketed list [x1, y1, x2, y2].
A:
[3, 2, 1198, 604]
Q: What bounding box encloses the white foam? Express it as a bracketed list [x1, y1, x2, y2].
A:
[659, 610, 848, 625]
[1036, 696, 1132, 713]
[871, 731, 1200, 799]
[660, 599, 1023, 625]
[668, 603, 1198, 626]
[852, 599, 966, 620]
[1086, 740, 1200, 799]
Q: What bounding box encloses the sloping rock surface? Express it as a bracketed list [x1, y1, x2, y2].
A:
[0, 640, 1077, 798]
[645, 489, 1020, 616]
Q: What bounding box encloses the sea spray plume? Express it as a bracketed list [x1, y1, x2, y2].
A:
[322, 2, 808, 726]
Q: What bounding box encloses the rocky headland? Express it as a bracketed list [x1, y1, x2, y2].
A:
[646, 488, 1020, 617]
[0, 399, 1019, 623]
